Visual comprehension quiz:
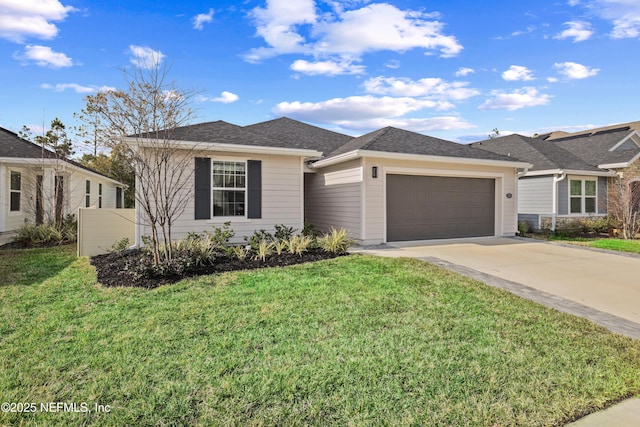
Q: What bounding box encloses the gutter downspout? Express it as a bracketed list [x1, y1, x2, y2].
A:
[552, 172, 567, 230]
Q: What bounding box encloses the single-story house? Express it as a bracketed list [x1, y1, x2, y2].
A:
[0, 126, 126, 234]
[128, 118, 530, 245]
[472, 125, 640, 230]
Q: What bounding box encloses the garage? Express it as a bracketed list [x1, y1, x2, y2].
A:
[386, 174, 496, 241]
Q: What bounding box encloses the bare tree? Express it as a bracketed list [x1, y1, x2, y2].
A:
[608, 167, 640, 239]
[81, 61, 198, 265]
[19, 118, 79, 228]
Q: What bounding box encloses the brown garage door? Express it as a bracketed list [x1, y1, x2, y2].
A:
[387, 175, 495, 241]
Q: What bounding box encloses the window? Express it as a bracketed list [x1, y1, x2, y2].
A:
[116, 187, 123, 209]
[570, 179, 596, 214]
[10, 171, 21, 212]
[212, 161, 245, 217]
[98, 183, 103, 208]
[85, 180, 91, 207]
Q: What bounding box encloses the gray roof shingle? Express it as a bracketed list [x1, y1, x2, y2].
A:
[0, 127, 57, 159]
[550, 128, 640, 166]
[328, 126, 519, 162]
[244, 117, 353, 153]
[471, 134, 602, 172]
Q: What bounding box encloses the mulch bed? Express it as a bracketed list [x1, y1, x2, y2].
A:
[91, 248, 345, 289]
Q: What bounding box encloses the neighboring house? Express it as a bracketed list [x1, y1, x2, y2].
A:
[472, 126, 640, 230]
[129, 118, 530, 245]
[0, 127, 126, 234]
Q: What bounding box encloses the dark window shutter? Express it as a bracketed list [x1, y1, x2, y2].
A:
[195, 157, 211, 220]
[247, 160, 262, 219]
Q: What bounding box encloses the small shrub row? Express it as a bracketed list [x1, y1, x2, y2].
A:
[554, 216, 620, 238]
[95, 224, 354, 287]
[12, 214, 77, 247]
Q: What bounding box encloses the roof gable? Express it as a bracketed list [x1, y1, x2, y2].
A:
[329, 126, 518, 162]
[472, 134, 602, 172]
[244, 117, 353, 153]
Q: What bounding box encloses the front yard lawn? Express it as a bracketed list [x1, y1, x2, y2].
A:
[543, 237, 640, 254]
[1, 246, 639, 426]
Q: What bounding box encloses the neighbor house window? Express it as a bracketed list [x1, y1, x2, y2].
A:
[570, 179, 596, 214]
[212, 161, 245, 217]
[10, 171, 21, 212]
[85, 180, 91, 207]
[98, 183, 103, 208]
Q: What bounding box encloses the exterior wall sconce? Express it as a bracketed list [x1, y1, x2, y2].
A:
[372, 166, 378, 178]
[506, 193, 513, 199]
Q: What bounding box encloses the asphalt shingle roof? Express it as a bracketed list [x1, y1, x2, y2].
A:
[328, 126, 519, 162]
[134, 120, 307, 150]
[0, 126, 123, 183]
[244, 117, 353, 153]
[471, 134, 602, 172]
[0, 127, 57, 159]
[550, 128, 640, 166]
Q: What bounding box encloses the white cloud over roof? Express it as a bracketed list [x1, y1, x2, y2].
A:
[128, 45, 165, 69]
[502, 65, 535, 81]
[479, 87, 551, 111]
[554, 21, 594, 42]
[584, 0, 640, 38]
[245, 1, 462, 73]
[19, 44, 72, 68]
[363, 76, 480, 100]
[193, 9, 214, 30]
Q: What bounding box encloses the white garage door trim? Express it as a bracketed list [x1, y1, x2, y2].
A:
[382, 166, 505, 242]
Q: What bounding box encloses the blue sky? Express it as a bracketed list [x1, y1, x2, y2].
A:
[0, 0, 639, 150]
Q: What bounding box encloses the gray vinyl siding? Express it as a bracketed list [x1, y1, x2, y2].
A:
[598, 176, 608, 215]
[304, 159, 363, 240]
[518, 176, 553, 214]
[558, 178, 569, 215]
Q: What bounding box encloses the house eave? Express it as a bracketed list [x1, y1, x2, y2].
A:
[0, 157, 127, 187]
[524, 168, 616, 177]
[123, 137, 323, 158]
[311, 149, 531, 169]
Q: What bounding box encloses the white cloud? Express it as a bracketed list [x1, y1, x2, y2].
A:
[193, 8, 214, 30]
[385, 59, 401, 69]
[554, 21, 594, 42]
[363, 76, 480, 101]
[245, 1, 462, 65]
[19, 45, 72, 67]
[479, 87, 552, 111]
[204, 91, 239, 103]
[274, 95, 449, 122]
[568, 1, 581, 6]
[547, 76, 559, 83]
[583, 0, 640, 38]
[332, 116, 475, 134]
[291, 59, 365, 75]
[455, 67, 475, 77]
[128, 45, 165, 69]
[511, 25, 536, 36]
[502, 65, 535, 81]
[0, 0, 75, 42]
[40, 83, 115, 93]
[554, 61, 599, 79]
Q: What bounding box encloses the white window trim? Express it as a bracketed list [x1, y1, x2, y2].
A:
[9, 169, 22, 214]
[210, 157, 248, 221]
[568, 178, 597, 215]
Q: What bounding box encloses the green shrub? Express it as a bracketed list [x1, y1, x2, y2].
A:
[317, 227, 354, 254]
[302, 221, 321, 238]
[244, 229, 274, 249]
[231, 245, 249, 261]
[13, 223, 64, 246]
[274, 224, 296, 241]
[517, 221, 531, 236]
[209, 222, 235, 247]
[109, 237, 131, 253]
[59, 214, 77, 242]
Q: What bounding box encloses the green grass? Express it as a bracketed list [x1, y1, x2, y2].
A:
[544, 236, 640, 254]
[1, 247, 640, 426]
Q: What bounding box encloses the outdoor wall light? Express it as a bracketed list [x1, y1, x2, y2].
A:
[372, 166, 378, 178]
[506, 193, 513, 199]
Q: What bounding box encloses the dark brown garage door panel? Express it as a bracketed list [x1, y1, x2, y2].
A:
[387, 175, 495, 241]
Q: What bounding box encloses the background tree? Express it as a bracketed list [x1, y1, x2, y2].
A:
[19, 118, 78, 227]
[488, 128, 500, 139]
[608, 167, 640, 239]
[79, 61, 198, 265]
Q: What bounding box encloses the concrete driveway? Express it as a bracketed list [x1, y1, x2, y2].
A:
[356, 237, 640, 340]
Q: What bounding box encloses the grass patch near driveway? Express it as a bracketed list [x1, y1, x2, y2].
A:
[542, 236, 640, 254]
[1, 247, 640, 426]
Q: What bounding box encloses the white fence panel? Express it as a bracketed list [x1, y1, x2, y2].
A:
[77, 208, 135, 257]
